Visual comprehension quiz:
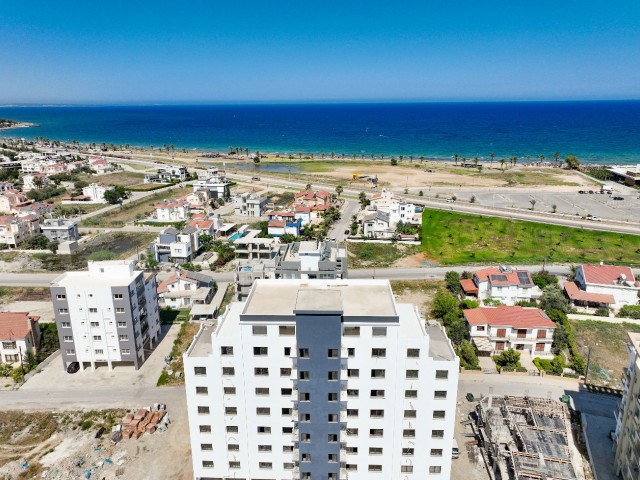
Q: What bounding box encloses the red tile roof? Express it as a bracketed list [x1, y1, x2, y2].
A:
[294, 206, 311, 213]
[187, 219, 213, 230]
[463, 306, 555, 329]
[581, 264, 637, 286]
[473, 267, 533, 286]
[563, 281, 615, 305]
[460, 279, 479, 295]
[268, 220, 285, 228]
[316, 190, 331, 198]
[0, 312, 39, 340]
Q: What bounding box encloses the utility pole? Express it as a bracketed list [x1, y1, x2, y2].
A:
[18, 345, 25, 384]
[585, 346, 592, 386]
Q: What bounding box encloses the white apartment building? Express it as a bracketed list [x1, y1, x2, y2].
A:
[50, 260, 161, 371]
[0, 215, 38, 248]
[82, 182, 114, 202]
[184, 279, 459, 480]
[460, 266, 542, 306]
[193, 169, 230, 199]
[155, 200, 191, 221]
[234, 192, 267, 217]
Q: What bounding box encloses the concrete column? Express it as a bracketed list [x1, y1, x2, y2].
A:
[108, 359, 113, 371]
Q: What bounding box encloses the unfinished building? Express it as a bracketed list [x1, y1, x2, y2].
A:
[475, 395, 584, 480]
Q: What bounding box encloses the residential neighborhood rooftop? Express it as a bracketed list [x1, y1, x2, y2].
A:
[464, 306, 555, 329]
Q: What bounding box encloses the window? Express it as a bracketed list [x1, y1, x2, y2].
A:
[228, 444, 239, 451]
[115, 307, 125, 313]
[65, 349, 75, 355]
[327, 348, 338, 358]
[94, 349, 104, 355]
[113, 294, 123, 299]
[58, 308, 68, 314]
[298, 348, 310, 358]
[431, 430, 444, 438]
[222, 367, 235, 376]
[281, 388, 292, 396]
[258, 445, 272, 452]
[254, 367, 269, 376]
[229, 461, 240, 469]
[402, 447, 414, 456]
[202, 460, 213, 468]
[477, 325, 485, 331]
[302, 413, 311, 422]
[328, 454, 338, 462]
[346, 428, 358, 437]
[403, 429, 415, 438]
[372, 327, 387, 337]
[299, 371, 309, 380]
[371, 369, 385, 378]
[220, 346, 233, 355]
[347, 389, 359, 397]
[256, 407, 270, 415]
[434, 390, 447, 399]
[282, 408, 292, 416]
[348, 347, 355, 357]
[347, 369, 359, 378]
[255, 387, 269, 395]
[328, 371, 338, 380]
[56, 294, 66, 300]
[406, 369, 419, 378]
[301, 453, 311, 462]
[199, 425, 211, 433]
[344, 326, 360, 336]
[369, 447, 383, 455]
[225, 425, 238, 433]
[282, 427, 293, 434]
[328, 434, 338, 442]
[301, 392, 310, 401]
[435, 370, 449, 379]
[194, 366, 206, 376]
[196, 386, 208, 395]
[119, 335, 128, 341]
[279, 325, 295, 335]
[496, 328, 507, 337]
[347, 409, 359, 417]
[327, 414, 338, 422]
[370, 389, 385, 398]
[117, 321, 127, 328]
[429, 466, 442, 474]
[258, 462, 272, 469]
[281, 367, 292, 376]
[370, 410, 384, 419]
[283, 462, 294, 469]
[401, 465, 414, 473]
[405, 389, 417, 398]
[92, 335, 102, 341]
[430, 449, 443, 457]
[253, 346, 268, 356]
[225, 407, 237, 415]
[368, 465, 383, 472]
[89, 308, 98, 313]
[198, 406, 210, 414]
[252, 325, 267, 335]
[404, 410, 416, 418]
[121, 348, 130, 355]
[537, 329, 547, 339]
[223, 386, 236, 395]
[433, 410, 446, 419]
[63, 336, 73, 342]
[257, 426, 270, 433]
[61, 322, 71, 328]
[200, 443, 213, 451]
[301, 433, 311, 442]
[371, 348, 386, 358]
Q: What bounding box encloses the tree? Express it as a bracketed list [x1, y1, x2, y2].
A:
[493, 349, 520, 368]
[500, 158, 505, 171]
[23, 234, 49, 250]
[419, 190, 423, 196]
[529, 199, 536, 210]
[358, 191, 369, 209]
[470, 195, 476, 203]
[553, 152, 560, 163]
[565, 155, 580, 170]
[551, 204, 557, 213]
[335, 185, 343, 197]
[104, 185, 128, 204]
[279, 234, 296, 244]
[453, 153, 459, 165]
[539, 285, 572, 314]
[444, 271, 462, 295]
[550, 355, 565, 375]
[48, 240, 59, 254]
[390, 157, 398, 166]
[431, 290, 460, 319]
[531, 271, 558, 289]
[552, 324, 570, 354]
[458, 340, 479, 369]
[447, 318, 469, 345]
[489, 153, 495, 167]
[305, 183, 312, 191]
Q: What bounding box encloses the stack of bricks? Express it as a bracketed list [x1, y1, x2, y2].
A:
[120, 407, 167, 440]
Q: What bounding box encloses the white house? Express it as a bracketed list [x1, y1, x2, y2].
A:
[363, 210, 394, 238]
[21, 173, 50, 192]
[234, 192, 267, 217]
[293, 205, 312, 226]
[564, 264, 640, 312]
[460, 266, 542, 306]
[464, 306, 556, 358]
[388, 200, 420, 225]
[184, 279, 459, 480]
[157, 270, 215, 309]
[154, 200, 191, 221]
[0, 312, 40, 366]
[82, 183, 114, 202]
[89, 158, 114, 174]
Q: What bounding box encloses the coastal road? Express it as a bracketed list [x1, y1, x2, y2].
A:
[0, 265, 580, 287]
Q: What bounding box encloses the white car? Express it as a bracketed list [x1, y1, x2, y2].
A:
[586, 215, 602, 222]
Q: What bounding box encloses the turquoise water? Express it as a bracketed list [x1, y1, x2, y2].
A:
[1, 101, 640, 164]
[228, 231, 244, 242]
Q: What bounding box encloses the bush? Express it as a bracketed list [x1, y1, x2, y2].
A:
[618, 305, 640, 319]
[539, 284, 572, 314]
[457, 340, 479, 369]
[461, 299, 479, 310]
[483, 298, 502, 306]
[493, 349, 521, 368]
[431, 290, 460, 319]
[87, 250, 115, 261]
[157, 371, 170, 386]
[531, 271, 559, 289]
[79, 420, 93, 431]
[594, 306, 610, 317]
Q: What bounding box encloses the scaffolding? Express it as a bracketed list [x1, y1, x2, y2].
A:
[475, 395, 584, 480]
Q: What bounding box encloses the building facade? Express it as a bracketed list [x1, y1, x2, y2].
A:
[82, 183, 113, 202]
[234, 193, 268, 217]
[568, 264, 640, 311]
[50, 260, 161, 371]
[41, 218, 80, 242]
[460, 266, 542, 306]
[184, 279, 459, 480]
[0, 312, 40, 366]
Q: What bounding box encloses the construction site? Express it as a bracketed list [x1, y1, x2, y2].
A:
[473, 395, 587, 480]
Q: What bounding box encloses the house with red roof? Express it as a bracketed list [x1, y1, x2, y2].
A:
[0, 189, 31, 213]
[157, 270, 215, 309]
[89, 158, 114, 175]
[295, 189, 332, 208]
[0, 312, 40, 366]
[564, 263, 640, 311]
[154, 199, 191, 221]
[464, 306, 555, 357]
[267, 211, 303, 237]
[43, 163, 67, 175]
[0, 215, 39, 248]
[461, 266, 543, 306]
[22, 173, 50, 192]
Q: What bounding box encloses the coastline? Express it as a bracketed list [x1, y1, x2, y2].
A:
[0, 122, 34, 131]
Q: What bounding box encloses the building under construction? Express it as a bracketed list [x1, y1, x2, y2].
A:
[475, 395, 585, 480]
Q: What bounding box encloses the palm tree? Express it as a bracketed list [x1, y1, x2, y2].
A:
[530, 199, 537, 210]
[305, 183, 312, 191]
[330, 151, 335, 159]
[419, 156, 425, 162]
[453, 153, 459, 165]
[489, 153, 495, 168]
[553, 152, 560, 164]
[500, 159, 506, 171]
[335, 185, 343, 197]
[409, 155, 414, 162]
[399, 155, 404, 162]
[473, 157, 479, 168]
[352, 153, 356, 160]
[539, 154, 545, 163]
[380, 153, 385, 161]
[298, 152, 303, 160]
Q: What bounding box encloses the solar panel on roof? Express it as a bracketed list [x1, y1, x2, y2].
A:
[491, 274, 508, 282]
[517, 272, 531, 285]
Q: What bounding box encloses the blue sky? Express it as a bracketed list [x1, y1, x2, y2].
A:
[1, 1, 639, 103]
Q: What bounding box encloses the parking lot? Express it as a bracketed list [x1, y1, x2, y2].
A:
[21, 323, 180, 392]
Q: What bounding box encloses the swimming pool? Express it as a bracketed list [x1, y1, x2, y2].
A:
[228, 231, 243, 242]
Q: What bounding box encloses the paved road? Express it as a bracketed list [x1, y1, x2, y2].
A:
[329, 199, 359, 242]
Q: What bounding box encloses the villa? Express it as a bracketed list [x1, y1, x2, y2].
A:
[564, 263, 640, 312]
[460, 266, 542, 306]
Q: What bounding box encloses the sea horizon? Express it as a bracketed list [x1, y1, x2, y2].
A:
[2, 100, 640, 165]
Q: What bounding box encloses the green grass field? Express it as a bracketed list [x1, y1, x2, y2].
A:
[421, 208, 640, 265]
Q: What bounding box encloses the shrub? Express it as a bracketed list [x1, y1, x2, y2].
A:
[483, 298, 502, 306]
[493, 349, 521, 368]
[531, 271, 559, 289]
[594, 306, 610, 317]
[157, 371, 170, 386]
[461, 299, 479, 309]
[79, 420, 93, 431]
[431, 290, 460, 319]
[618, 305, 640, 319]
[457, 340, 479, 369]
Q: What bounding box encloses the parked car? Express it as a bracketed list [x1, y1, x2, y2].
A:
[586, 215, 602, 222]
[613, 196, 625, 200]
[67, 362, 80, 374]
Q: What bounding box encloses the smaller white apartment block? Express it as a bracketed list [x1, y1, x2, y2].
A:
[50, 260, 161, 371]
[82, 183, 113, 202]
[184, 279, 459, 480]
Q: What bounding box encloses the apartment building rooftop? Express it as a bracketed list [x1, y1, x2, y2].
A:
[628, 332, 640, 357]
[51, 260, 143, 287]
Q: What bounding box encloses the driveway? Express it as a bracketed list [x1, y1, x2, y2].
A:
[519, 350, 536, 371]
[21, 323, 180, 391]
[478, 356, 497, 373]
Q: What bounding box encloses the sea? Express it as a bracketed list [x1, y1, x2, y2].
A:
[1, 101, 640, 165]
